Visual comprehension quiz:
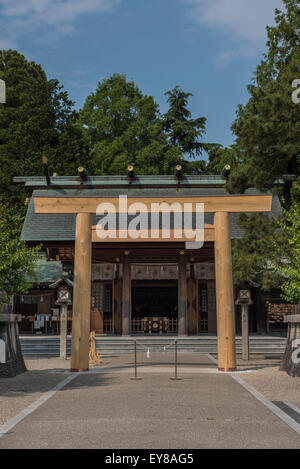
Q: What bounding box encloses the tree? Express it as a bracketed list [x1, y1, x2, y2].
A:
[232, 213, 284, 291]
[0, 204, 40, 378]
[163, 86, 207, 157]
[0, 50, 89, 208]
[163, 86, 212, 174]
[79, 74, 182, 175]
[184, 159, 208, 175]
[220, 1, 300, 294]
[230, 0, 300, 201]
[206, 145, 240, 173]
[0, 204, 39, 304]
[272, 178, 300, 303]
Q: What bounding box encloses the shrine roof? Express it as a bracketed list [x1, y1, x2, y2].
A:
[32, 257, 63, 283]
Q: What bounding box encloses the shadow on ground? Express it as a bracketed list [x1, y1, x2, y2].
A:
[0, 369, 119, 398]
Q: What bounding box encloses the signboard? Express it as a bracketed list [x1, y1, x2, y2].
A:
[0, 339, 6, 363]
[0, 79, 5, 104]
[34, 315, 45, 329]
[57, 289, 71, 302]
[0, 313, 21, 322]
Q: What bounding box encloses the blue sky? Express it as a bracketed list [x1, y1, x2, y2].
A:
[0, 0, 284, 151]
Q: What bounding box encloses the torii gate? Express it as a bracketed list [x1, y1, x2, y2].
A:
[33, 193, 272, 372]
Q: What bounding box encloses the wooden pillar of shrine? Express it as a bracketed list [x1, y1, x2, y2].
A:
[114, 264, 123, 335]
[178, 252, 187, 336]
[122, 253, 131, 336]
[214, 212, 236, 372]
[70, 213, 92, 372]
[187, 263, 198, 335]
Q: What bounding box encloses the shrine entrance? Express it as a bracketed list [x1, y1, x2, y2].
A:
[131, 282, 178, 334]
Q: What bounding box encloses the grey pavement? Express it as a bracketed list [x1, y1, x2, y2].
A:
[0, 354, 299, 449]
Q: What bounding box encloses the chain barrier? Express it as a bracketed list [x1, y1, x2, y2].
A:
[134, 339, 177, 354]
[130, 338, 181, 380]
[130, 339, 142, 381]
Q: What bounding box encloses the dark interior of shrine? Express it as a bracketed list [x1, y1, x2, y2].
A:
[132, 283, 178, 320]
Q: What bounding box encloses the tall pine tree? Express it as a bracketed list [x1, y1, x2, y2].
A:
[162, 86, 211, 174]
[163, 86, 207, 157]
[227, 1, 300, 293]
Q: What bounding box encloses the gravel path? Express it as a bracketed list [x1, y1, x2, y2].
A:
[237, 361, 300, 409]
[0, 359, 70, 426]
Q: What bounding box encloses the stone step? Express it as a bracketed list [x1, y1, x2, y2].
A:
[20, 336, 288, 357]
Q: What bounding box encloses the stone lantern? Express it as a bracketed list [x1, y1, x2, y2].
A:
[50, 273, 73, 360]
[0, 301, 26, 378]
[280, 304, 300, 377]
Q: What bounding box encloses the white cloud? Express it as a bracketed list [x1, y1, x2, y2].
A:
[0, 0, 118, 25]
[0, 0, 120, 49]
[184, 0, 284, 63]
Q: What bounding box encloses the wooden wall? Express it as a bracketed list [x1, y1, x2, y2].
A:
[207, 280, 217, 333]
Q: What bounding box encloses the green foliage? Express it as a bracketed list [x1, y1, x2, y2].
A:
[290, 175, 300, 204]
[206, 145, 245, 191]
[0, 50, 89, 207]
[232, 213, 284, 291]
[184, 159, 208, 175]
[272, 184, 300, 303]
[0, 204, 40, 304]
[230, 0, 300, 196]
[135, 142, 182, 175]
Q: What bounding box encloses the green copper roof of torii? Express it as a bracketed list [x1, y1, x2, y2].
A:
[13, 174, 226, 189]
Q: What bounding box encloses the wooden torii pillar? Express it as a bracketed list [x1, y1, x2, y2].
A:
[70, 213, 92, 372]
[33, 193, 272, 372]
[214, 212, 236, 371]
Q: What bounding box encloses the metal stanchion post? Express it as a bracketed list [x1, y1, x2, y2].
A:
[131, 339, 142, 380]
[171, 340, 182, 380]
